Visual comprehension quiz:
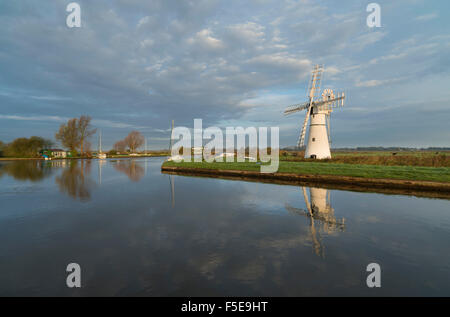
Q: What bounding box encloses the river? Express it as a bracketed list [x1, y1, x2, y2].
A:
[0, 157, 449, 296]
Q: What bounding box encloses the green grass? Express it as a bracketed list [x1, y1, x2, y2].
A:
[330, 151, 449, 157]
[163, 160, 450, 183]
[280, 151, 449, 167]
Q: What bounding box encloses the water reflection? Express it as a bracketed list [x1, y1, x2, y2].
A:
[55, 160, 94, 201]
[285, 187, 345, 257]
[0, 160, 54, 182]
[1, 158, 450, 296]
[97, 158, 106, 185]
[112, 159, 145, 182]
[169, 174, 175, 207]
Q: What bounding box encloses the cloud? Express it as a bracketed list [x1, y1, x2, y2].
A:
[415, 13, 438, 21]
[246, 53, 311, 82]
[352, 31, 386, 51]
[369, 53, 408, 65]
[226, 22, 265, 44]
[137, 16, 152, 28]
[0, 114, 146, 129]
[355, 77, 404, 88]
[30, 95, 73, 101]
[237, 92, 299, 108]
[0, 115, 66, 122]
[0, 0, 448, 148]
[187, 29, 224, 50]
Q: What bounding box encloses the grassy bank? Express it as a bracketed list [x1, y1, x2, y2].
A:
[280, 151, 450, 167]
[163, 160, 450, 183]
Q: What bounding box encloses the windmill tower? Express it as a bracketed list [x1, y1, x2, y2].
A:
[284, 65, 345, 159]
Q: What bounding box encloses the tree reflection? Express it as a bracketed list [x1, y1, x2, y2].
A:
[113, 159, 144, 182]
[55, 160, 93, 201]
[0, 160, 53, 182]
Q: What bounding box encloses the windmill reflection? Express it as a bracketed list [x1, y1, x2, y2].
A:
[113, 159, 144, 182]
[55, 160, 93, 201]
[285, 187, 345, 257]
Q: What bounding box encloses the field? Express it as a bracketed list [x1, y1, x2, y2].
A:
[163, 151, 450, 183]
[280, 150, 450, 167]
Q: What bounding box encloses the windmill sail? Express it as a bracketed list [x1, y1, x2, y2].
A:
[298, 65, 323, 147]
[298, 108, 311, 147]
[283, 101, 310, 115]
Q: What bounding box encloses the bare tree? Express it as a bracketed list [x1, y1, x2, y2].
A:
[114, 139, 126, 152]
[55, 118, 80, 152]
[84, 141, 93, 157]
[55, 116, 96, 155]
[78, 115, 96, 155]
[124, 131, 144, 153]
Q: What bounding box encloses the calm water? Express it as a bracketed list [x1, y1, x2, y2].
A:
[0, 157, 449, 296]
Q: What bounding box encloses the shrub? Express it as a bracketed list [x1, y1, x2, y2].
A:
[3, 136, 53, 157]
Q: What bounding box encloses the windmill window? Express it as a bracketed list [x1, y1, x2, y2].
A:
[312, 138, 316, 142]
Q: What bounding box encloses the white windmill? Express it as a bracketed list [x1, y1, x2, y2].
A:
[284, 65, 345, 159]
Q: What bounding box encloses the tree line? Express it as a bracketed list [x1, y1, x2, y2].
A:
[0, 137, 53, 158]
[0, 115, 147, 158]
[112, 131, 145, 154]
[0, 115, 96, 158]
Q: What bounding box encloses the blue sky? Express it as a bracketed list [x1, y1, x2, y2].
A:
[0, 0, 449, 149]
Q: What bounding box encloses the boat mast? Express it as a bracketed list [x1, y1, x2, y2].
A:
[99, 130, 102, 154]
[169, 120, 174, 153]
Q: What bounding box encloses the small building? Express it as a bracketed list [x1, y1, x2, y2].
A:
[192, 147, 203, 155]
[40, 149, 68, 158]
[215, 152, 235, 159]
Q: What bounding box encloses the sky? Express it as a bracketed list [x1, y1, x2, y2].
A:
[0, 0, 449, 150]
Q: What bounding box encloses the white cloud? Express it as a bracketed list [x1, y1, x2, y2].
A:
[369, 53, 408, 65]
[238, 92, 298, 108]
[415, 13, 438, 21]
[187, 29, 224, 50]
[137, 16, 151, 28]
[0, 115, 145, 129]
[355, 77, 403, 88]
[227, 22, 265, 43]
[324, 66, 340, 76]
[30, 95, 73, 101]
[352, 31, 386, 51]
[247, 53, 311, 73]
[140, 39, 154, 48]
[0, 115, 66, 122]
